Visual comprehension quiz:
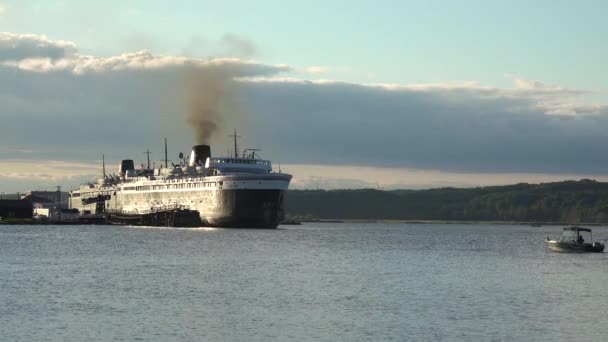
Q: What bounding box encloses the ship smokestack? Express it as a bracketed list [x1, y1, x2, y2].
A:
[189, 145, 211, 167]
[119, 159, 135, 175]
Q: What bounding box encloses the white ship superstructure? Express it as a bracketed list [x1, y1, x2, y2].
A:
[69, 142, 292, 228]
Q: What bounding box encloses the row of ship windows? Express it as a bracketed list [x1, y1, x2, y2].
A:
[125, 182, 221, 191]
[72, 180, 264, 196]
[214, 158, 270, 166]
[70, 182, 222, 196]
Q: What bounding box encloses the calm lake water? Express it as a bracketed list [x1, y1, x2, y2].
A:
[1, 223, 607, 341]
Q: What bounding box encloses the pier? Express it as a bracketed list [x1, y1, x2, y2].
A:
[106, 205, 202, 227]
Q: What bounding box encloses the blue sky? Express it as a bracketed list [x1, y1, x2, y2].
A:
[3, 0, 607, 93]
[0, 1, 607, 191]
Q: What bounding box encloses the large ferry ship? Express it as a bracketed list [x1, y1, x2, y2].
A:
[69, 138, 292, 228]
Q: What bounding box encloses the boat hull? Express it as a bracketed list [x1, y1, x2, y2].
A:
[71, 174, 291, 229]
[199, 189, 286, 229]
[546, 241, 605, 253]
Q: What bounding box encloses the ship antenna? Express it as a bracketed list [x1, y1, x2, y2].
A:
[246, 148, 261, 159]
[164, 138, 168, 169]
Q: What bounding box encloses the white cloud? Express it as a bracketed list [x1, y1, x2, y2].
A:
[0, 160, 100, 181]
[0, 32, 77, 60]
[1, 51, 291, 75]
[1, 31, 608, 191]
[240, 76, 605, 117]
[302, 65, 351, 75]
[0, 32, 290, 75]
[303, 66, 331, 74]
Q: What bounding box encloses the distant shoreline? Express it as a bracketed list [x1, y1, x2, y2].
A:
[285, 180, 608, 224]
[296, 219, 608, 226]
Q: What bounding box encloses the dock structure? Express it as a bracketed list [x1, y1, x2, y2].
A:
[106, 205, 202, 227]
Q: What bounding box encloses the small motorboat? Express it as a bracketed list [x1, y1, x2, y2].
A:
[546, 227, 605, 253]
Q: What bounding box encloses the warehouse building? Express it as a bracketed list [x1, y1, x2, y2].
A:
[0, 199, 34, 219]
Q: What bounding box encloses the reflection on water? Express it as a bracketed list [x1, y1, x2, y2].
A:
[0, 223, 607, 341]
[122, 225, 219, 231]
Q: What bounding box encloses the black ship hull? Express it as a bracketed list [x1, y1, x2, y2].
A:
[203, 189, 286, 229]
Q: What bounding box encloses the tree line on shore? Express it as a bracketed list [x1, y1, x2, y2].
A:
[285, 179, 608, 223]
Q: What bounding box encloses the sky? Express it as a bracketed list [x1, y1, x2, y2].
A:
[0, 0, 607, 192]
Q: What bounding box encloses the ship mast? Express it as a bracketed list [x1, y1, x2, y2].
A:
[164, 138, 168, 169]
[229, 129, 241, 158]
[102, 154, 106, 178]
[144, 149, 151, 170]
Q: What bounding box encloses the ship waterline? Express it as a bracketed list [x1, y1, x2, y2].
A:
[69, 143, 292, 228]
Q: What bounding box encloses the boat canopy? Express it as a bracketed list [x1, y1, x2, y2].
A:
[563, 227, 592, 232]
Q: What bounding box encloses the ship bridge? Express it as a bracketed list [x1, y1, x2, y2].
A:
[205, 157, 272, 174]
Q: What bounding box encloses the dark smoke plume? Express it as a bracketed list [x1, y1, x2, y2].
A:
[183, 35, 257, 144]
[185, 67, 234, 144]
